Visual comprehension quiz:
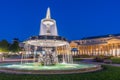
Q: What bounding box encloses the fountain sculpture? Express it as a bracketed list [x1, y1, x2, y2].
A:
[21, 7, 73, 65]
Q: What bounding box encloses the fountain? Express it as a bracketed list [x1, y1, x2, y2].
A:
[0, 8, 101, 74]
[21, 8, 73, 65]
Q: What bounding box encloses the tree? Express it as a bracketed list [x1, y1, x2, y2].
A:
[0, 40, 9, 52]
[9, 38, 20, 52]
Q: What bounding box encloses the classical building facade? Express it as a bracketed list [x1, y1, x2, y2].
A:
[70, 34, 120, 56]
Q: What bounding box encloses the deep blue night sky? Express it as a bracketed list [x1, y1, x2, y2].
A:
[0, 0, 120, 42]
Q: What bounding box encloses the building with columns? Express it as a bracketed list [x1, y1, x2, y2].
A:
[70, 34, 120, 56]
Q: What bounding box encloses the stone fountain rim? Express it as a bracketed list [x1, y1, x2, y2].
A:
[0, 64, 102, 74]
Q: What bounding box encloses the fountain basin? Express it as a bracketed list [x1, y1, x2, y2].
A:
[0, 63, 102, 74]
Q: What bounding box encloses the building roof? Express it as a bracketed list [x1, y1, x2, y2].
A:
[81, 33, 120, 40]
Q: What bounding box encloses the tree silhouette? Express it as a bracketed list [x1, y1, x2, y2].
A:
[0, 40, 9, 52]
[9, 38, 20, 52]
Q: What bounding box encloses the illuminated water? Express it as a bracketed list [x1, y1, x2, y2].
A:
[0, 63, 97, 70]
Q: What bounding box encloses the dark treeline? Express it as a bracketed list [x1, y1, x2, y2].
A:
[0, 38, 20, 53]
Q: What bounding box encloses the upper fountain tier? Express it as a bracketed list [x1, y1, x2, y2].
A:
[25, 7, 68, 47]
[40, 8, 58, 36]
